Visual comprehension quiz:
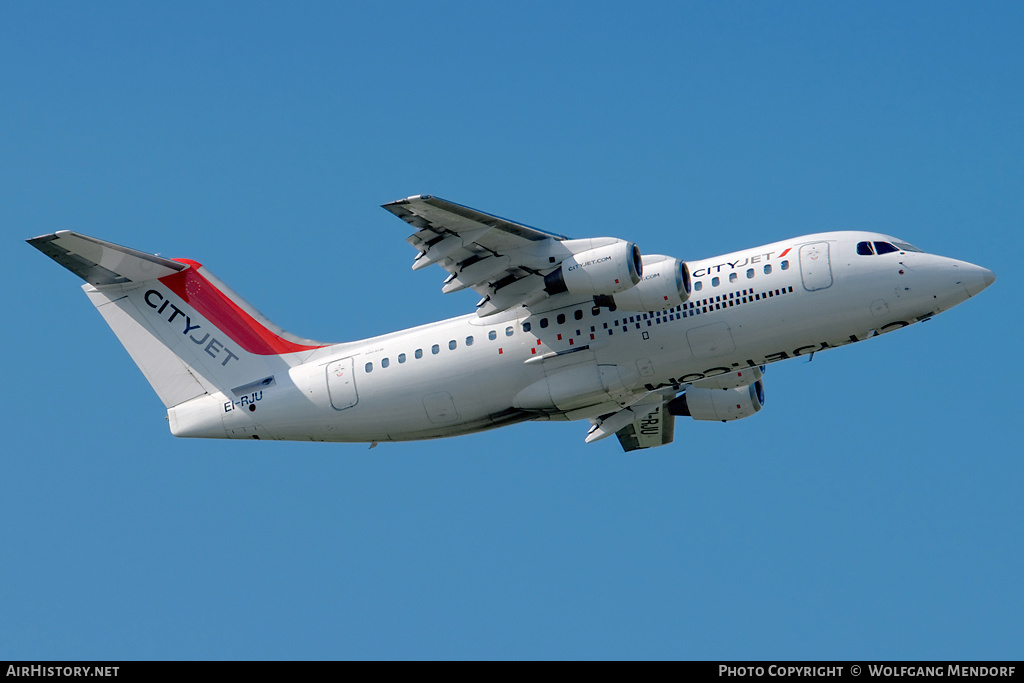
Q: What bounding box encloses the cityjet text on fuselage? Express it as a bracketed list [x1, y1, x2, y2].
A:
[691, 248, 792, 278]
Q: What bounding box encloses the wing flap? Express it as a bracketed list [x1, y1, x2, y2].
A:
[582, 393, 676, 451]
[411, 227, 493, 271]
[441, 255, 512, 294]
[615, 400, 675, 452]
[477, 273, 546, 316]
[383, 195, 573, 315]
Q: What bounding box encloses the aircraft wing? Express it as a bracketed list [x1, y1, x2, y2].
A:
[614, 397, 675, 452]
[382, 195, 580, 317]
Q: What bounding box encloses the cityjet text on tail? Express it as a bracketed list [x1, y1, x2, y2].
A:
[28, 195, 995, 451]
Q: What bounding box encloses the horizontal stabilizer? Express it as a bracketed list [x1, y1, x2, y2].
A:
[27, 231, 186, 285]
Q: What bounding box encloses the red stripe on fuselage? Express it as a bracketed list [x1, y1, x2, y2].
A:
[159, 259, 324, 355]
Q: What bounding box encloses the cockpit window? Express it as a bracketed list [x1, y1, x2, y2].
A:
[858, 240, 922, 255]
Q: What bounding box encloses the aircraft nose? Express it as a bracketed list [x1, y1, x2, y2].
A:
[960, 263, 996, 297]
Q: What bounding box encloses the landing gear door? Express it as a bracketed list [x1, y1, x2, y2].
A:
[326, 357, 358, 410]
[799, 241, 833, 291]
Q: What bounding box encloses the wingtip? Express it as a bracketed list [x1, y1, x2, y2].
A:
[383, 194, 431, 208]
[27, 230, 77, 246]
[26, 233, 58, 248]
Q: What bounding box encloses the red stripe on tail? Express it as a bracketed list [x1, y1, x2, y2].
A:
[160, 260, 324, 355]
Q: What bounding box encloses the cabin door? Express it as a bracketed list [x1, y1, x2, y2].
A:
[799, 242, 833, 291]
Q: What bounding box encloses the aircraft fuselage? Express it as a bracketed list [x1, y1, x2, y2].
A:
[166, 230, 992, 443]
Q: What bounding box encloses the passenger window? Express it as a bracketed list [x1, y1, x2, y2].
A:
[694, 281, 703, 291]
[488, 330, 496, 341]
[857, 241, 874, 256]
[764, 264, 772, 275]
[382, 358, 389, 368]
[874, 241, 899, 255]
[415, 349, 423, 359]
[466, 336, 474, 346]
[557, 314, 566, 325]
[780, 260, 789, 270]
[729, 273, 737, 283]
[522, 322, 532, 332]
[574, 310, 583, 320]
[505, 326, 513, 336]
[365, 362, 372, 373]
[540, 318, 549, 328]
[711, 277, 720, 287]
[431, 344, 440, 355]
[449, 340, 457, 350]
[398, 353, 406, 363]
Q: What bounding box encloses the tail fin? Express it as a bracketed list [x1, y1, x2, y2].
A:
[28, 231, 329, 408]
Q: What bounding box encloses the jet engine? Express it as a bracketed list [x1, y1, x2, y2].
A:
[611, 255, 691, 312]
[667, 381, 765, 422]
[544, 240, 642, 297]
[688, 366, 763, 391]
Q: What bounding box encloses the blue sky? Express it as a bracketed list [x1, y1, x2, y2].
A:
[2, 2, 1021, 660]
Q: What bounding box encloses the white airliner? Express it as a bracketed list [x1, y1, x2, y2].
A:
[29, 195, 995, 451]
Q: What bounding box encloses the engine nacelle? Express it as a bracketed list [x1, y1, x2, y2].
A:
[611, 255, 691, 312]
[544, 240, 642, 297]
[688, 366, 764, 391]
[667, 381, 765, 422]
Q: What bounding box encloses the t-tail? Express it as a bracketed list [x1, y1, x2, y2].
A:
[28, 231, 331, 436]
